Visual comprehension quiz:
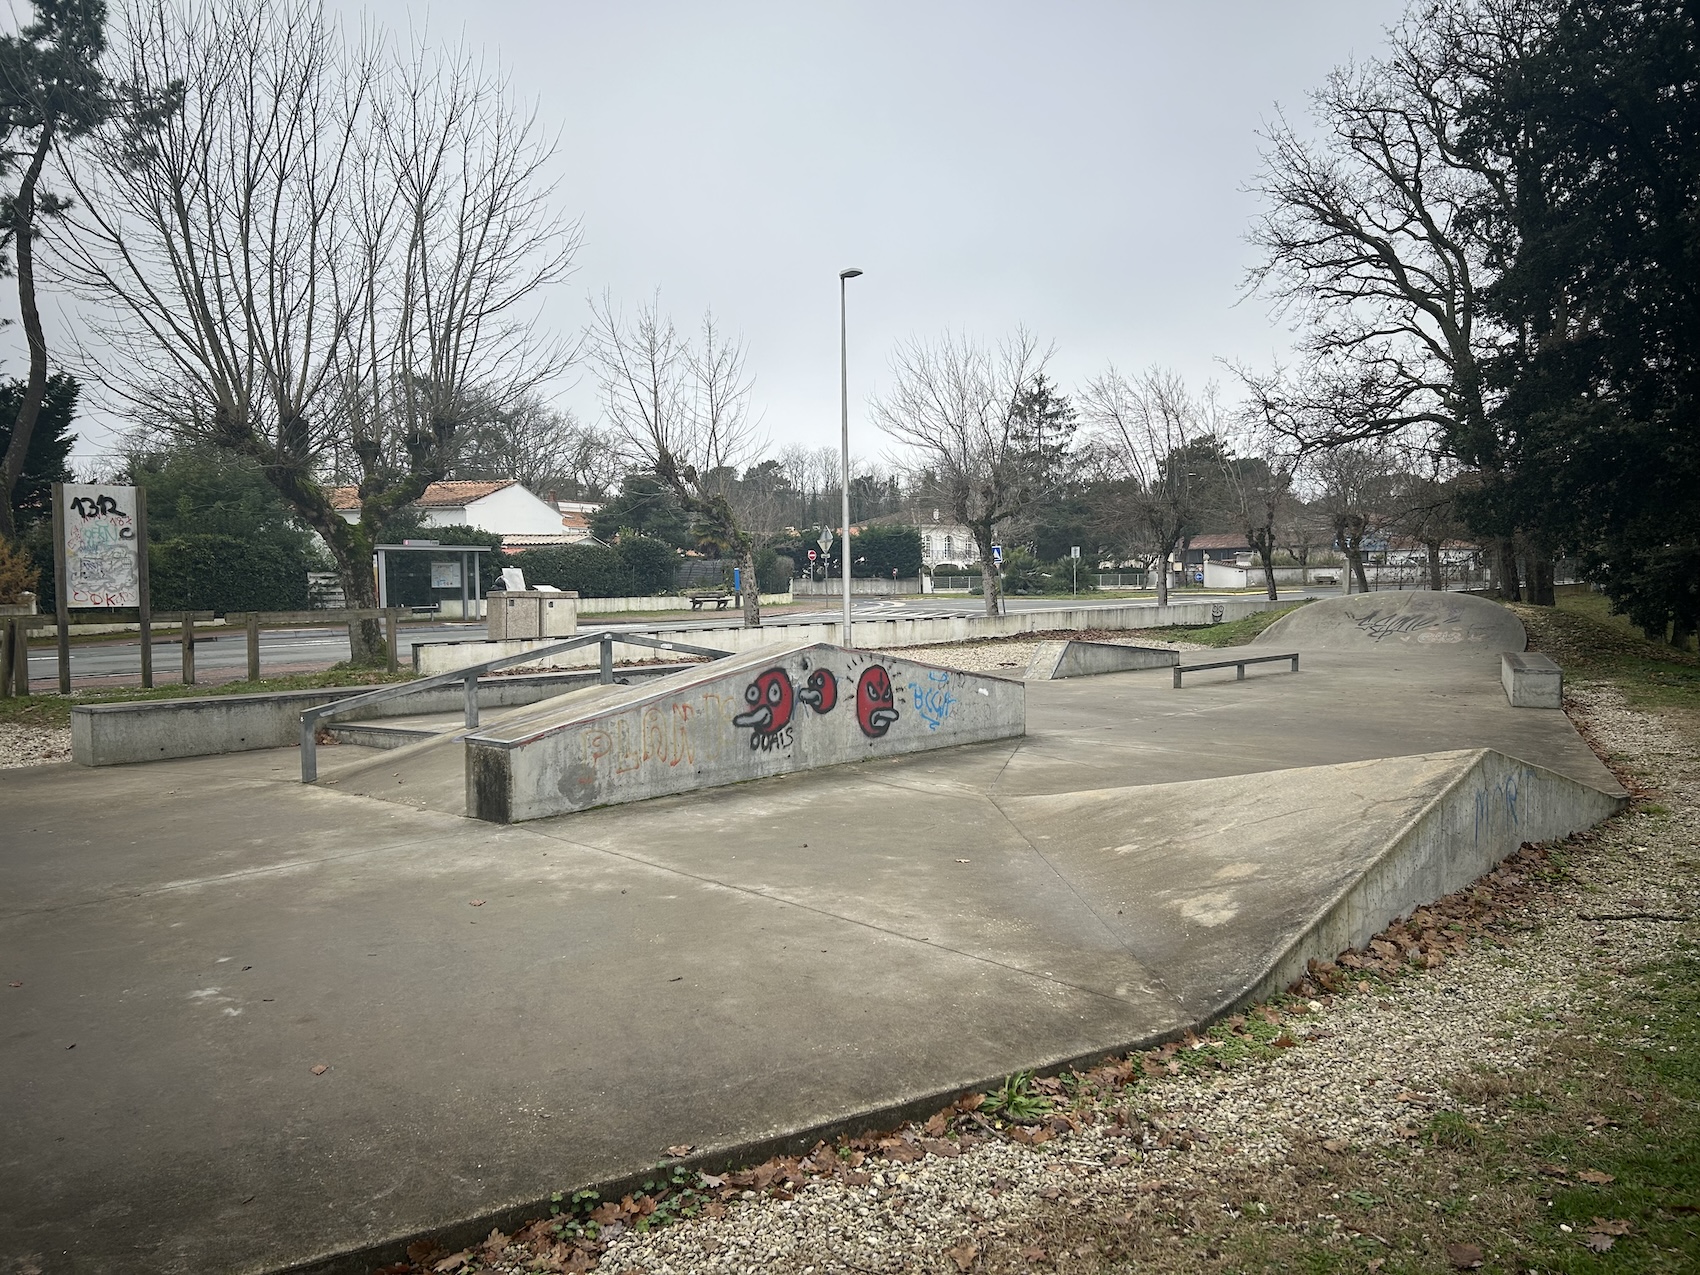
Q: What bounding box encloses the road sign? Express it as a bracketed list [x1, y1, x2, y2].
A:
[807, 549, 817, 562]
[991, 544, 1003, 563]
[1069, 546, 1080, 559]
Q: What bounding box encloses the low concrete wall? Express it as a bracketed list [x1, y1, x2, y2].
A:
[466, 643, 1025, 822]
[576, 592, 793, 614]
[416, 598, 1280, 677]
[1024, 640, 1180, 680]
[70, 666, 692, 767]
[1244, 748, 1623, 1009]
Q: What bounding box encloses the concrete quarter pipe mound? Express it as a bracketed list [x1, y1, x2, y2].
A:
[1254, 591, 1526, 654]
[464, 642, 1025, 822]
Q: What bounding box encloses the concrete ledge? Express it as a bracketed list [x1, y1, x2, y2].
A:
[465, 643, 1026, 822]
[1502, 651, 1564, 708]
[1023, 639, 1179, 680]
[69, 666, 694, 766]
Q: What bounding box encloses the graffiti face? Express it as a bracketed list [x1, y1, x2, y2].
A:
[733, 668, 795, 739]
[855, 664, 899, 738]
[797, 668, 838, 715]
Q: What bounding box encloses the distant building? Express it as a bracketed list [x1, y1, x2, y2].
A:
[328, 479, 575, 547]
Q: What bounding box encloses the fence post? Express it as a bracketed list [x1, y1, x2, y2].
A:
[181, 613, 196, 686]
[384, 608, 400, 674]
[13, 619, 30, 696]
[600, 635, 613, 684]
[246, 613, 261, 682]
[463, 670, 479, 729]
[1, 618, 13, 698]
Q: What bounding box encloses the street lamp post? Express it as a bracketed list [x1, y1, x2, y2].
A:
[838, 267, 862, 646]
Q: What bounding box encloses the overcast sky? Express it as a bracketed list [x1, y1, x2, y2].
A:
[13, 0, 1412, 471]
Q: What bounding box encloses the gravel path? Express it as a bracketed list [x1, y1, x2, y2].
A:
[0, 723, 70, 768]
[436, 678, 1694, 1275]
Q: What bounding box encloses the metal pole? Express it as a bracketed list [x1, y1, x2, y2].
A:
[181, 612, 195, 685]
[246, 612, 261, 682]
[385, 608, 399, 674]
[135, 486, 153, 689]
[839, 267, 861, 647]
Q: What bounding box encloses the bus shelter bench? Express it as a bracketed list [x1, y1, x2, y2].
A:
[1173, 652, 1299, 688]
[689, 592, 734, 610]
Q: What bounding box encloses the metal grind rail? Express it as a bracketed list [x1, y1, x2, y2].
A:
[1172, 652, 1300, 688]
[298, 630, 733, 783]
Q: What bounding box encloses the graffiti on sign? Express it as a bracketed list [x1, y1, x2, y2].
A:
[61, 484, 141, 609]
[855, 664, 900, 738]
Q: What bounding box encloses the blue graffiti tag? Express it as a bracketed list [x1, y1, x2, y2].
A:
[907, 670, 957, 732]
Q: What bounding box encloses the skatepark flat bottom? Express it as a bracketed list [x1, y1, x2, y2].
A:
[0, 639, 1623, 1274]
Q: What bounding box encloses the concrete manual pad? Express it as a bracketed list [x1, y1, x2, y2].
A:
[0, 630, 1624, 1274]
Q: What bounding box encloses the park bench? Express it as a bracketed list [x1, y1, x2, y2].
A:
[409, 602, 441, 619]
[1172, 651, 1299, 688]
[689, 592, 734, 610]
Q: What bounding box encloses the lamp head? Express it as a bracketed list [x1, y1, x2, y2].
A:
[839, 268, 863, 280]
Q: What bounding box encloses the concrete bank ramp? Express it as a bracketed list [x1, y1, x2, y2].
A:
[1023, 639, 1179, 680]
[1254, 591, 1526, 654]
[997, 746, 1623, 1016]
[457, 643, 1024, 822]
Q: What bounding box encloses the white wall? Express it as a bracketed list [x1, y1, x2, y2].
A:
[460, 484, 565, 536]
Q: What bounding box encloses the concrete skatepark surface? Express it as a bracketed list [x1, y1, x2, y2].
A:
[0, 596, 1626, 1274]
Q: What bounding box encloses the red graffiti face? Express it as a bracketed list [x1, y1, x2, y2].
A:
[798, 668, 838, 715]
[733, 668, 795, 736]
[855, 664, 899, 738]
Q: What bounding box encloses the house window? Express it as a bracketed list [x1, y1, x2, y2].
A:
[944, 535, 954, 559]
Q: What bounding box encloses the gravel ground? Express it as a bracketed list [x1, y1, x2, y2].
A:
[0, 722, 70, 767]
[432, 678, 1693, 1275]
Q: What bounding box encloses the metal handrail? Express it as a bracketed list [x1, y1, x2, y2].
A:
[298, 629, 733, 782]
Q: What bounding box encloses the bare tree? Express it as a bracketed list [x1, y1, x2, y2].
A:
[1386, 450, 1469, 591]
[0, 0, 112, 538]
[1244, 1, 1553, 599]
[1079, 367, 1222, 608]
[1219, 409, 1301, 602]
[449, 394, 620, 498]
[1304, 439, 1396, 594]
[873, 328, 1051, 617]
[57, 0, 578, 661]
[589, 294, 769, 627]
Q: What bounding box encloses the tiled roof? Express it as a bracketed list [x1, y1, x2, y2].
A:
[1187, 532, 1252, 550]
[327, 479, 516, 511]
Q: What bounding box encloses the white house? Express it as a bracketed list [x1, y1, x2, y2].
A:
[329, 479, 568, 543]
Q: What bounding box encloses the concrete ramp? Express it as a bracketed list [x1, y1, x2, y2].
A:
[1254, 591, 1525, 654]
[1023, 639, 1179, 680]
[464, 643, 1025, 823]
[998, 747, 1622, 1016]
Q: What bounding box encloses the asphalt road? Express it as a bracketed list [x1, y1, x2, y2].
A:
[29, 591, 1333, 689]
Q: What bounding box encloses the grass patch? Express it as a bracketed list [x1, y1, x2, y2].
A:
[0, 665, 416, 729]
[1516, 594, 1700, 712]
[1133, 599, 1312, 648]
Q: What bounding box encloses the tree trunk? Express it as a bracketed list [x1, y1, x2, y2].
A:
[340, 559, 386, 666]
[1425, 540, 1444, 591]
[1257, 537, 1278, 601]
[1494, 537, 1521, 601]
[741, 546, 761, 628]
[1347, 546, 1370, 594]
[978, 554, 1001, 617]
[1154, 550, 1170, 608]
[1528, 549, 1556, 607]
[0, 126, 55, 541]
